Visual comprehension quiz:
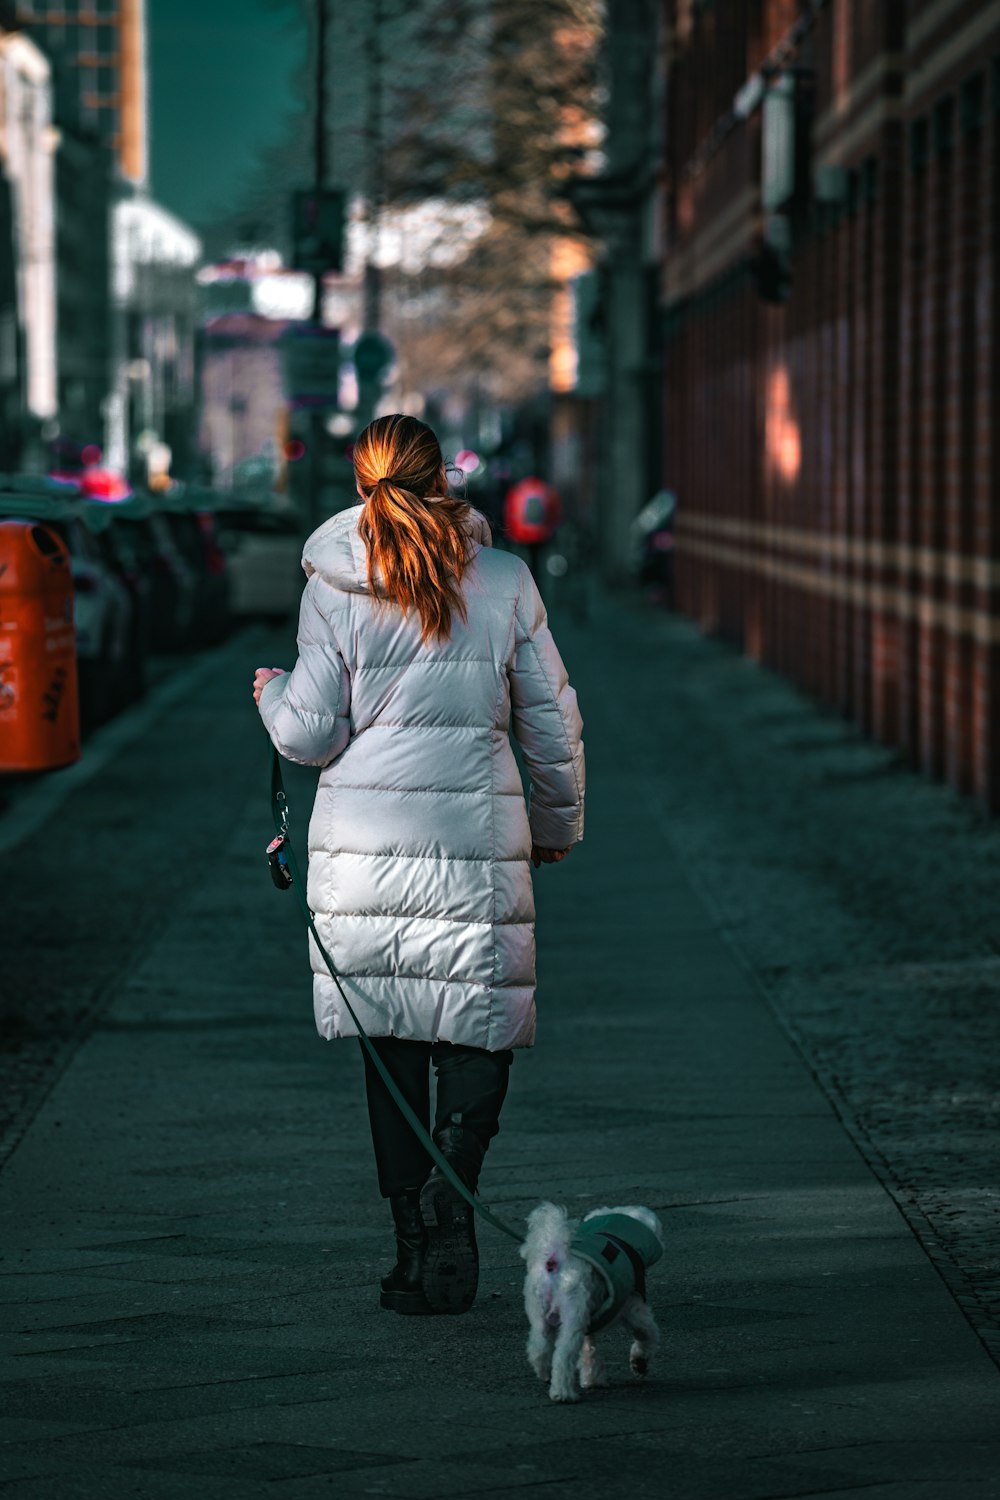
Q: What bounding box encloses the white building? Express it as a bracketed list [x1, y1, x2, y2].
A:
[0, 29, 57, 424]
[106, 192, 201, 476]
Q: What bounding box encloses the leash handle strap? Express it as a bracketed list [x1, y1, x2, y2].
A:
[270, 748, 523, 1245]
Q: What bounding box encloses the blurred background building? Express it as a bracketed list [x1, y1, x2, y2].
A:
[53, 107, 113, 467]
[14, 0, 145, 471]
[570, 1, 1000, 813]
[14, 0, 147, 184]
[659, 1, 1000, 810]
[195, 253, 317, 496]
[108, 192, 200, 482]
[0, 0, 201, 483]
[0, 25, 57, 468]
[566, 0, 661, 579]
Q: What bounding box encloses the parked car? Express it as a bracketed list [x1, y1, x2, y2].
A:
[57, 510, 134, 727]
[214, 502, 303, 622]
[141, 509, 198, 652]
[73, 492, 195, 657]
[157, 487, 231, 645]
[0, 489, 134, 729]
[87, 502, 154, 704]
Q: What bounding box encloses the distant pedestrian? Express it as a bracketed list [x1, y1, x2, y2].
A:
[253, 414, 585, 1316]
[503, 476, 563, 581]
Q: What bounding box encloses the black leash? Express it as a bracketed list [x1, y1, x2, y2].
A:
[268, 747, 524, 1245]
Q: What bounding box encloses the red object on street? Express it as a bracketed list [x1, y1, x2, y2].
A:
[503, 478, 562, 545]
[0, 519, 80, 771]
[80, 467, 132, 502]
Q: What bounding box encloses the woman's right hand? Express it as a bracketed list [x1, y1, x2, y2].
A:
[253, 667, 287, 705]
[531, 844, 573, 869]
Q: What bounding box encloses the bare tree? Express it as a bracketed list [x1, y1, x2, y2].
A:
[386, 0, 603, 402]
[208, 0, 604, 405]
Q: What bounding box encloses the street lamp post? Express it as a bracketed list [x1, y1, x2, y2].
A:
[308, 0, 329, 535]
[313, 0, 329, 328]
[356, 0, 388, 431]
[285, 0, 346, 530]
[363, 0, 382, 337]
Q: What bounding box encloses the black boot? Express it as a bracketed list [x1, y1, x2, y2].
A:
[380, 1188, 432, 1315]
[419, 1114, 486, 1315]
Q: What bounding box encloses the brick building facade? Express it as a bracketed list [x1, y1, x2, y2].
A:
[662, 1, 1000, 808]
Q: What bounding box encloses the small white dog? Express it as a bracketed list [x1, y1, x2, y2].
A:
[519, 1202, 663, 1403]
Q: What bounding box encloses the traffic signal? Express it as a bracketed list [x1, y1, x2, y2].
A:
[291, 189, 346, 277]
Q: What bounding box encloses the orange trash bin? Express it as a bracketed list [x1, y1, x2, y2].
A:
[0, 518, 80, 771]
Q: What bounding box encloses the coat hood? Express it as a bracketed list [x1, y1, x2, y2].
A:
[301, 501, 493, 596]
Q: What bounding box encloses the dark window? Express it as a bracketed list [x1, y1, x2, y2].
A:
[93, 19, 116, 54]
[960, 72, 984, 137]
[932, 94, 954, 156]
[909, 115, 929, 174]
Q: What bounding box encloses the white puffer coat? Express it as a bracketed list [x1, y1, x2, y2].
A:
[258, 503, 584, 1052]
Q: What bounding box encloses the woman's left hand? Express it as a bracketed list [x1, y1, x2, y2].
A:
[253, 667, 287, 705]
[530, 844, 573, 869]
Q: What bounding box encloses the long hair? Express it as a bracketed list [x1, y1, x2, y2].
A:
[354, 413, 473, 643]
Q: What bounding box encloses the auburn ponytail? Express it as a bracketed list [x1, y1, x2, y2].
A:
[354, 414, 473, 643]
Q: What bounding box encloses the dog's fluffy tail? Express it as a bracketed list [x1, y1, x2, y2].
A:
[521, 1201, 572, 1273]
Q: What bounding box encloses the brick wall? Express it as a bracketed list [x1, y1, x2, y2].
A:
[663, 0, 1000, 809]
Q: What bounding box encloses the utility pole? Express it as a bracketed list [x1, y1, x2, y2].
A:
[308, 0, 329, 533]
[284, 0, 344, 528]
[313, 0, 329, 325]
[363, 0, 382, 336]
[354, 0, 395, 429]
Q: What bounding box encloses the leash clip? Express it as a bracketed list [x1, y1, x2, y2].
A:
[266, 832, 293, 889]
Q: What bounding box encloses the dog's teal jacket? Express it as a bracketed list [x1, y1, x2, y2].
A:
[569, 1212, 663, 1332]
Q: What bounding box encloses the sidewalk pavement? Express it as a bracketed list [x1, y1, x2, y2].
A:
[1, 592, 999, 1498]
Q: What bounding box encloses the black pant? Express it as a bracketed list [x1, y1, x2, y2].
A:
[361, 1037, 514, 1198]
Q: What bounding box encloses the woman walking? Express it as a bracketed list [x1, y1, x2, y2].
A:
[253, 414, 584, 1316]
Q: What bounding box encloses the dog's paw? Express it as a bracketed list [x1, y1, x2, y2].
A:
[580, 1356, 609, 1390]
[580, 1339, 608, 1390]
[549, 1389, 582, 1404]
[629, 1350, 649, 1379]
